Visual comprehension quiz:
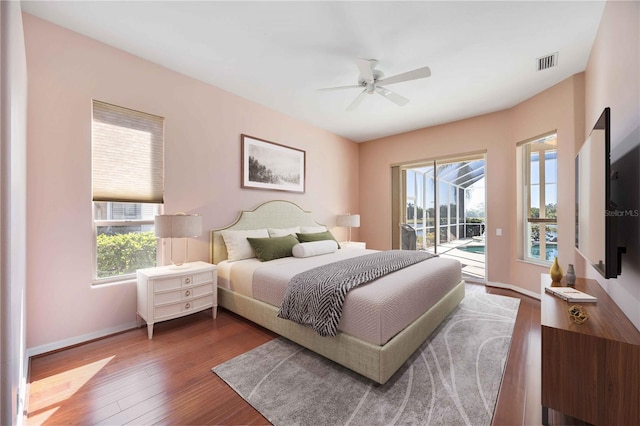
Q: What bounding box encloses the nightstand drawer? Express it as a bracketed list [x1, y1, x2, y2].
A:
[154, 289, 184, 305]
[155, 300, 190, 319]
[154, 277, 183, 292]
[154, 271, 211, 291]
[191, 283, 213, 298]
[153, 286, 203, 305]
[191, 294, 213, 310]
[191, 271, 214, 285]
[154, 295, 213, 320]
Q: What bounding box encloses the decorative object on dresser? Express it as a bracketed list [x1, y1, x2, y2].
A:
[154, 213, 202, 266]
[565, 263, 576, 286]
[136, 261, 217, 339]
[541, 274, 640, 425]
[241, 134, 305, 193]
[568, 304, 589, 324]
[549, 256, 563, 282]
[336, 213, 360, 242]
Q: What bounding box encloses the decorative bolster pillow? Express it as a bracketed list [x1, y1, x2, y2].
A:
[292, 240, 339, 258]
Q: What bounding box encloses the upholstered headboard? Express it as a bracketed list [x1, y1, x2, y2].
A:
[210, 200, 324, 264]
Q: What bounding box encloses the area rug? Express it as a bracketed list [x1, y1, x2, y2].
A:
[212, 290, 520, 425]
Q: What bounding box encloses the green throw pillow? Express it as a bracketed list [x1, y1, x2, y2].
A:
[247, 234, 299, 262]
[296, 231, 340, 248]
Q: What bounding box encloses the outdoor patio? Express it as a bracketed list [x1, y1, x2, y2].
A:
[424, 237, 486, 281]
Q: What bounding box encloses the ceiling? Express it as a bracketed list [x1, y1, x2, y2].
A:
[21, 1, 606, 142]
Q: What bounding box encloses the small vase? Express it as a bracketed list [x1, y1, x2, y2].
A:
[566, 264, 576, 287]
[550, 257, 563, 283]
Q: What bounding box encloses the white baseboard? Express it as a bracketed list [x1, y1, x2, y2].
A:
[485, 281, 541, 300]
[26, 321, 138, 358]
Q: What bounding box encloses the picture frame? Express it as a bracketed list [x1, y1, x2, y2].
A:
[241, 134, 306, 193]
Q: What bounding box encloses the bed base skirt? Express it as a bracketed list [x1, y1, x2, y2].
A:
[218, 280, 465, 384]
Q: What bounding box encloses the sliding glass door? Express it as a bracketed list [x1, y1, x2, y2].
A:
[397, 154, 486, 280]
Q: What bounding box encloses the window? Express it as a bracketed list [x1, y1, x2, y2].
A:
[522, 133, 558, 263]
[94, 202, 160, 280]
[92, 101, 164, 283]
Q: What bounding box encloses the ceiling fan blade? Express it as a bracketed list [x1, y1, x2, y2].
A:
[377, 66, 431, 86]
[375, 86, 409, 107]
[346, 89, 369, 111]
[317, 84, 362, 92]
[355, 58, 376, 82]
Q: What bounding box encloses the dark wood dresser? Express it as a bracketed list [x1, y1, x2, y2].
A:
[541, 274, 640, 425]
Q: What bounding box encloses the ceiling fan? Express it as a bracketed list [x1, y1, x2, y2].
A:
[318, 58, 431, 111]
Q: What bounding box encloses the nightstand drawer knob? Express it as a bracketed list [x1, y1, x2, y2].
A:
[185, 303, 191, 309]
[185, 290, 191, 297]
[184, 277, 191, 284]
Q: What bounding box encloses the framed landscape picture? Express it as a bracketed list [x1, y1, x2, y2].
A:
[241, 134, 306, 193]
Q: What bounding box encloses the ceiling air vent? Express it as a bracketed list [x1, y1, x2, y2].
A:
[537, 52, 558, 71]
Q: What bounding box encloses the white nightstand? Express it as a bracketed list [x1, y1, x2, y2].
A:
[340, 241, 366, 250]
[136, 261, 217, 339]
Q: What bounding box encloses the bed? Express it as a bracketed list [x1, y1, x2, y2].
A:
[210, 200, 465, 384]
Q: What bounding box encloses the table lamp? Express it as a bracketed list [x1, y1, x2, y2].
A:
[154, 213, 202, 267]
[336, 213, 360, 243]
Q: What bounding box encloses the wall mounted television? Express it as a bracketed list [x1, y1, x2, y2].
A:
[575, 107, 625, 278]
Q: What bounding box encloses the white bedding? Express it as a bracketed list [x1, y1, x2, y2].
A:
[217, 249, 462, 345]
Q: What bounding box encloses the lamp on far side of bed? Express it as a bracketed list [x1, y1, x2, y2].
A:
[154, 213, 202, 267]
[336, 213, 360, 243]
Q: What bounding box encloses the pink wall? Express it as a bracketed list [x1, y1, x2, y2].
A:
[24, 14, 359, 352]
[584, 0, 640, 330]
[360, 75, 584, 295]
[507, 75, 585, 293]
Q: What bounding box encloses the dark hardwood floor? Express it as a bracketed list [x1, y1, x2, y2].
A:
[26, 283, 585, 425]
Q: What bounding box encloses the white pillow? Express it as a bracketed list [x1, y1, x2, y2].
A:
[299, 225, 327, 234]
[268, 226, 300, 237]
[292, 240, 339, 258]
[221, 228, 269, 262]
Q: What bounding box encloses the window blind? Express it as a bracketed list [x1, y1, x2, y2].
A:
[92, 100, 164, 203]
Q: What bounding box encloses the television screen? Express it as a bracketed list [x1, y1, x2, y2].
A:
[575, 107, 623, 278]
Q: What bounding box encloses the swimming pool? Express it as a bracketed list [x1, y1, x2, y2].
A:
[458, 245, 485, 254]
[458, 243, 558, 261]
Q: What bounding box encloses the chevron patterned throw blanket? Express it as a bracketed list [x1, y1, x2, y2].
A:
[277, 250, 436, 337]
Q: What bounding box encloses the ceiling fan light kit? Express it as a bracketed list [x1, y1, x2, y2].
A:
[319, 58, 431, 111]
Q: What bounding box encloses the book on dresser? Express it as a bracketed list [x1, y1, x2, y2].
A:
[544, 286, 597, 303]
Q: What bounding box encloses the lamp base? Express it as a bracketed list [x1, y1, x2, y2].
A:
[168, 237, 190, 268]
